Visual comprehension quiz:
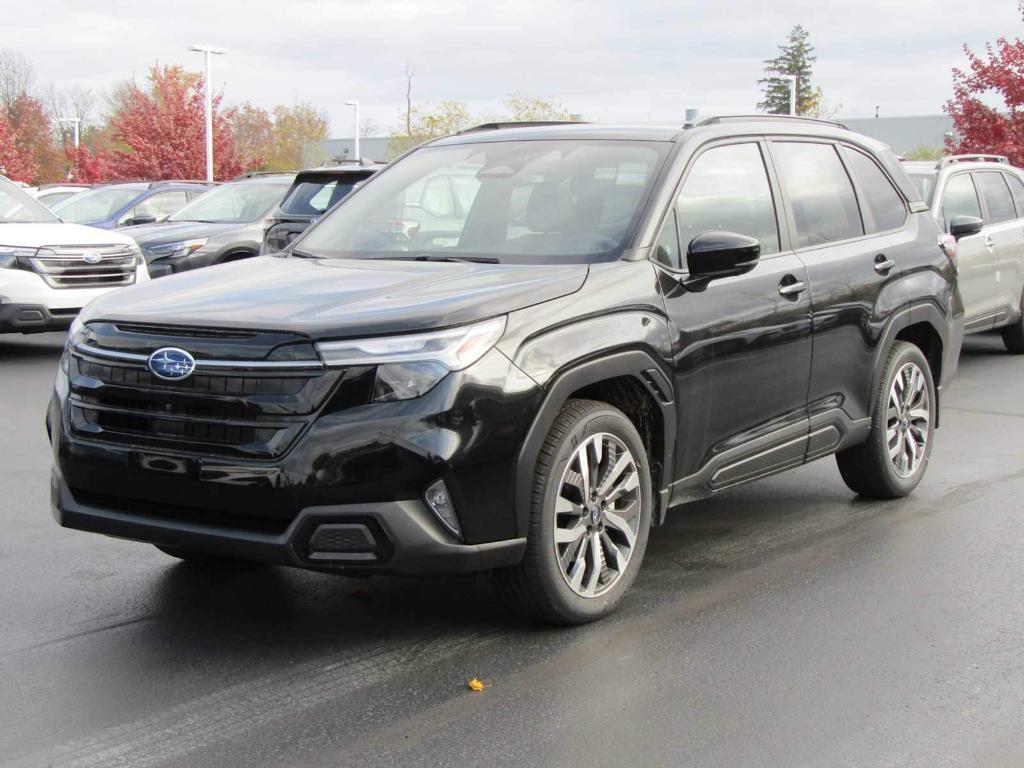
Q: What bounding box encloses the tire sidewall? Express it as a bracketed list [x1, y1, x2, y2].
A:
[533, 406, 653, 622]
[873, 343, 937, 494]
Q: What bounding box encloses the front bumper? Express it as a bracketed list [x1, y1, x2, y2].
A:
[51, 469, 525, 574]
[0, 302, 78, 333]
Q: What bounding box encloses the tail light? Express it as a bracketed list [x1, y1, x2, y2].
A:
[938, 233, 958, 270]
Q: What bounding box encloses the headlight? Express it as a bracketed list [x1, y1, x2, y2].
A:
[317, 317, 507, 402]
[0, 245, 35, 269]
[149, 237, 209, 260]
[60, 316, 85, 375]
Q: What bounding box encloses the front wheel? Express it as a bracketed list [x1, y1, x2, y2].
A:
[493, 399, 653, 624]
[836, 341, 936, 498]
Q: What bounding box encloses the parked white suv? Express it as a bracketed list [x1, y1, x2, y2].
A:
[903, 154, 1024, 352]
[0, 175, 149, 334]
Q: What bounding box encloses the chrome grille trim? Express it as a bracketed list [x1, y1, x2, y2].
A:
[30, 244, 138, 289]
[74, 342, 325, 371]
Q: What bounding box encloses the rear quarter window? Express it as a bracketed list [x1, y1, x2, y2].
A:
[844, 149, 907, 233]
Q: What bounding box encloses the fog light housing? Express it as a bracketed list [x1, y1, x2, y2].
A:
[424, 479, 462, 540]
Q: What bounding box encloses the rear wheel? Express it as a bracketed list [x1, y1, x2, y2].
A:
[494, 399, 652, 624]
[836, 341, 936, 498]
[1001, 314, 1024, 354]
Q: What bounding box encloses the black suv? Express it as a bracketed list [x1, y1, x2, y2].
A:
[49, 118, 963, 624]
[262, 161, 385, 253]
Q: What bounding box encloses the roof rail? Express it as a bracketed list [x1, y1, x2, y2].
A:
[687, 114, 849, 130]
[148, 179, 215, 187]
[937, 154, 1009, 169]
[457, 120, 588, 135]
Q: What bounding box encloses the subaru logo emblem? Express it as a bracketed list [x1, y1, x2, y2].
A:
[147, 347, 196, 381]
[82, 251, 102, 265]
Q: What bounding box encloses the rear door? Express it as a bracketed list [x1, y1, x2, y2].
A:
[1001, 171, 1024, 320]
[769, 139, 912, 447]
[974, 170, 1022, 327]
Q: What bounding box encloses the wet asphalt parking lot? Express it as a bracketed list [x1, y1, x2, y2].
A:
[1, 330, 1022, 767]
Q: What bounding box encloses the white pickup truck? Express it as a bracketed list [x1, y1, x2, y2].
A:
[0, 175, 148, 334]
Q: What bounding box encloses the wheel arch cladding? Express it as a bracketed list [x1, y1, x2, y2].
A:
[513, 351, 676, 538]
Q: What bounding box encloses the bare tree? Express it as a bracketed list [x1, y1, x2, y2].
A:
[403, 63, 415, 136]
[0, 49, 34, 116]
[359, 117, 381, 138]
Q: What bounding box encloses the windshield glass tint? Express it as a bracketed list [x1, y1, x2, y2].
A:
[170, 182, 288, 223]
[281, 178, 361, 216]
[298, 140, 668, 263]
[0, 178, 60, 223]
[51, 187, 139, 222]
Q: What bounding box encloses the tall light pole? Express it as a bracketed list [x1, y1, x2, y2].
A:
[345, 100, 360, 161]
[57, 117, 80, 149]
[188, 44, 227, 181]
[780, 75, 798, 116]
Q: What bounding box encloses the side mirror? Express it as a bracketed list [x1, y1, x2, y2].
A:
[948, 215, 983, 240]
[127, 213, 157, 226]
[686, 230, 761, 281]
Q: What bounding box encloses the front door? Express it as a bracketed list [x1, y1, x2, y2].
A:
[657, 141, 813, 496]
[940, 172, 993, 330]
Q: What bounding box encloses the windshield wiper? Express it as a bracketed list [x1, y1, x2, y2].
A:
[411, 253, 500, 264]
[289, 249, 323, 260]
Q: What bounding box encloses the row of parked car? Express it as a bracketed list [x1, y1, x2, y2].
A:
[0, 161, 382, 332]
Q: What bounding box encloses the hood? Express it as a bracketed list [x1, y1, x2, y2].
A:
[0, 222, 136, 248]
[81, 255, 589, 338]
[123, 221, 247, 254]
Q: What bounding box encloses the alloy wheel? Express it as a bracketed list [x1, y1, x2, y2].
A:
[553, 432, 641, 598]
[887, 362, 930, 478]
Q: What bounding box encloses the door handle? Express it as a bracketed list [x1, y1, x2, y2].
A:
[778, 279, 806, 297]
[984, 236, 996, 251]
[873, 254, 897, 274]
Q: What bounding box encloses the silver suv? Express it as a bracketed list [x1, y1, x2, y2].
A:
[904, 154, 1024, 352]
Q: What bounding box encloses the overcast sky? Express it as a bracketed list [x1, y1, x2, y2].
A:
[6, 0, 1022, 136]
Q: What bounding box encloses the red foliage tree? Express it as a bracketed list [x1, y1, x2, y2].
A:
[108, 65, 257, 181]
[0, 116, 36, 181]
[945, 1, 1024, 164]
[66, 145, 113, 183]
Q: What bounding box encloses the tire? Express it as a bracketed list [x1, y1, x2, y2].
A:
[493, 399, 653, 624]
[836, 341, 936, 498]
[1001, 314, 1024, 354]
[154, 545, 254, 567]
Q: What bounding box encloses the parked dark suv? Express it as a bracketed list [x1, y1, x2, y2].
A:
[262, 161, 385, 253]
[49, 117, 963, 624]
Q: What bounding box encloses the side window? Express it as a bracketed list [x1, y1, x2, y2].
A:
[844, 149, 907, 233]
[772, 142, 863, 248]
[675, 143, 780, 257]
[653, 210, 681, 268]
[137, 191, 188, 221]
[1004, 173, 1024, 217]
[976, 172, 1016, 224]
[941, 174, 982, 232]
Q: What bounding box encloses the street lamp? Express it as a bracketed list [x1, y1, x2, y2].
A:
[57, 117, 80, 149]
[345, 100, 360, 161]
[188, 44, 228, 181]
[780, 75, 797, 116]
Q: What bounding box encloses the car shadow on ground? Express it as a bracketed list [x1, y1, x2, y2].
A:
[0, 331, 66, 362]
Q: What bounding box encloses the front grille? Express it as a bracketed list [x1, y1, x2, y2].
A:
[68, 352, 367, 460]
[29, 244, 138, 289]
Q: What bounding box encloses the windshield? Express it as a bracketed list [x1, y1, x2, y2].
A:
[52, 187, 140, 222]
[170, 181, 289, 223]
[908, 173, 937, 205]
[0, 177, 60, 223]
[280, 177, 364, 217]
[296, 140, 669, 263]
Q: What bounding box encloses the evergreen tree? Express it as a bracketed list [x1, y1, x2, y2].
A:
[758, 25, 817, 115]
